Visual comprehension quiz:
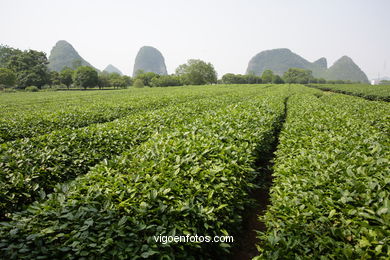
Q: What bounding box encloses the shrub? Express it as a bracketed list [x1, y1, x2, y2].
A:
[150, 75, 182, 87]
[133, 79, 144, 88]
[25, 86, 39, 92]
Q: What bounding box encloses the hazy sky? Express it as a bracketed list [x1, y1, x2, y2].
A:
[1, 0, 389, 79]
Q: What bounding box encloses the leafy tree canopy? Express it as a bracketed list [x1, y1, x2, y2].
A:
[133, 78, 144, 88]
[6, 50, 50, 88]
[0, 68, 16, 87]
[175, 59, 217, 85]
[49, 71, 61, 86]
[150, 74, 182, 87]
[134, 70, 159, 86]
[73, 66, 98, 89]
[60, 67, 74, 89]
[222, 73, 261, 84]
[283, 68, 313, 84]
[261, 70, 274, 83]
[0, 45, 22, 68]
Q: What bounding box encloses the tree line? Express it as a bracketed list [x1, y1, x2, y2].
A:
[0, 44, 361, 91]
[0, 45, 219, 90]
[222, 68, 359, 85]
[0, 45, 133, 90]
[133, 59, 218, 87]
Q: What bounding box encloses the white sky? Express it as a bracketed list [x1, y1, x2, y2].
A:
[0, 0, 389, 79]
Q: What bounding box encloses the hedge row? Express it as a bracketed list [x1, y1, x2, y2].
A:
[256, 93, 390, 259]
[306, 84, 390, 102]
[0, 88, 255, 218]
[0, 86, 235, 143]
[0, 86, 289, 259]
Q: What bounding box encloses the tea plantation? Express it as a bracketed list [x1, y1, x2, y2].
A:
[0, 85, 389, 259]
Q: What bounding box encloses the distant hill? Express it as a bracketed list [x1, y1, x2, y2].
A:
[132, 46, 167, 77]
[48, 40, 96, 71]
[324, 56, 369, 83]
[246, 48, 321, 76]
[246, 48, 369, 83]
[313, 57, 327, 70]
[103, 64, 122, 75]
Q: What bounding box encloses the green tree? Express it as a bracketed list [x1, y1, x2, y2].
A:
[49, 71, 61, 86]
[261, 70, 274, 84]
[150, 75, 182, 87]
[335, 79, 346, 84]
[109, 73, 127, 88]
[133, 79, 144, 88]
[272, 74, 284, 84]
[309, 78, 318, 84]
[221, 73, 238, 84]
[0, 45, 22, 68]
[134, 71, 159, 86]
[244, 73, 262, 84]
[283, 68, 313, 84]
[60, 67, 74, 89]
[73, 66, 98, 89]
[122, 75, 133, 87]
[97, 72, 110, 89]
[175, 59, 217, 85]
[0, 68, 16, 88]
[6, 50, 50, 88]
[317, 78, 326, 84]
[222, 73, 262, 84]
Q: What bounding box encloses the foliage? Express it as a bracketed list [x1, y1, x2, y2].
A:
[6, 50, 50, 88]
[221, 73, 262, 84]
[308, 84, 390, 101]
[97, 72, 110, 89]
[222, 73, 245, 84]
[0, 90, 231, 218]
[134, 71, 159, 86]
[176, 59, 217, 85]
[0, 86, 244, 217]
[256, 93, 390, 259]
[59, 67, 74, 89]
[108, 73, 128, 88]
[0, 45, 22, 68]
[150, 74, 182, 87]
[122, 75, 132, 87]
[1, 87, 213, 142]
[49, 71, 61, 86]
[244, 73, 262, 84]
[317, 78, 326, 84]
[73, 66, 98, 89]
[261, 70, 274, 83]
[133, 78, 145, 88]
[0, 68, 16, 87]
[25, 86, 39, 92]
[0, 85, 287, 259]
[0, 84, 388, 259]
[272, 74, 284, 84]
[283, 68, 313, 84]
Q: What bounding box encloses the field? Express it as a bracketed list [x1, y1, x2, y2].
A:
[307, 84, 390, 101]
[0, 85, 389, 259]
